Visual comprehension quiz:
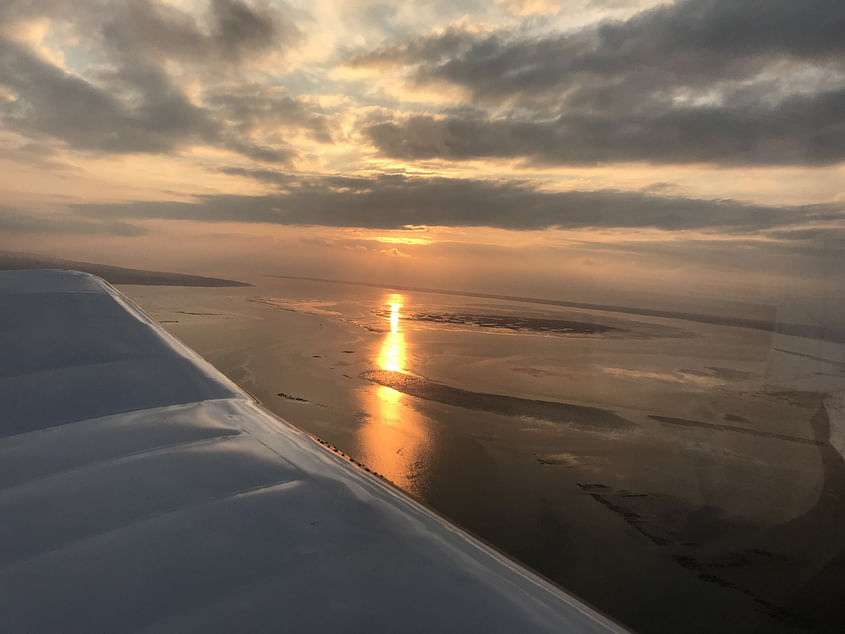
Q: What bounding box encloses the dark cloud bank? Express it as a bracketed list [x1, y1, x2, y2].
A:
[73, 173, 844, 235]
[354, 0, 845, 165]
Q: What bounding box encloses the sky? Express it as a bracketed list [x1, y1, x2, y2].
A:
[1, 0, 843, 313]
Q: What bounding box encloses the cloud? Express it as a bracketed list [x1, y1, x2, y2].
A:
[0, 13, 330, 162]
[352, 0, 844, 101]
[219, 166, 296, 187]
[222, 139, 297, 163]
[345, 24, 483, 71]
[0, 37, 215, 153]
[363, 87, 845, 165]
[205, 85, 333, 143]
[765, 226, 845, 249]
[348, 0, 845, 166]
[0, 208, 147, 236]
[72, 173, 844, 234]
[209, 0, 295, 61]
[497, 0, 561, 17]
[2, 0, 300, 67]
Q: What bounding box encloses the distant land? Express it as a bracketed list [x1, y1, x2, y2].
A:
[0, 252, 250, 287]
[271, 274, 845, 344]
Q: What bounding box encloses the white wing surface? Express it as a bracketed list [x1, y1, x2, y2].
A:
[0, 269, 625, 633]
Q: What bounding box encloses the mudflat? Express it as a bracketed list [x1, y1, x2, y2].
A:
[122, 276, 845, 633]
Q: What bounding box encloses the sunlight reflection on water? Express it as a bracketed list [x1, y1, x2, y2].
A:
[379, 299, 405, 371]
[358, 293, 431, 495]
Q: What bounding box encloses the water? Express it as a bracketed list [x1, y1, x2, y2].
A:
[122, 276, 845, 633]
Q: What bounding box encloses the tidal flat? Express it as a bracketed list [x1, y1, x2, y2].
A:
[360, 369, 634, 430]
[122, 276, 845, 634]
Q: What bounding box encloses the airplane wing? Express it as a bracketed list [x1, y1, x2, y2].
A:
[0, 269, 625, 633]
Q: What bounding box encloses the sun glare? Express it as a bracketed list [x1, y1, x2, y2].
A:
[359, 293, 430, 495]
[372, 236, 433, 246]
[378, 295, 405, 371]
